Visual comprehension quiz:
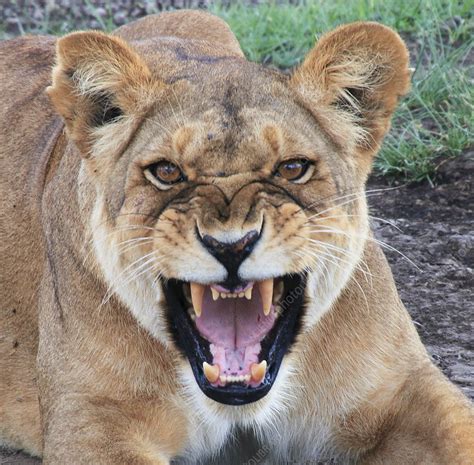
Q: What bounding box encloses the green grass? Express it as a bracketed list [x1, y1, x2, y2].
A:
[378, 37, 473, 183]
[2, 0, 473, 183]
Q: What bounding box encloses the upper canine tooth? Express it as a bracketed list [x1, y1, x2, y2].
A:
[203, 362, 220, 383]
[250, 360, 267, 384]
[258, 279, 274, 316]
[244, 286, 253, 300]
[211, 288, 219, 301]
[190, 283, 205, 317]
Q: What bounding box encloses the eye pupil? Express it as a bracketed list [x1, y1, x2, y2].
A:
[277, 158, 308, 181]
[151, 161, 183, 184]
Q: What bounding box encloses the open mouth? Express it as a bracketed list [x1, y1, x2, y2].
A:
[163, 274, 306, 405]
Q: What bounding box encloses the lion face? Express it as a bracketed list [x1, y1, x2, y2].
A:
[48, 22, 409, 406]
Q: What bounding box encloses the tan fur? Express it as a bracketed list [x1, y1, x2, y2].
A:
[1, 10, 472, 465]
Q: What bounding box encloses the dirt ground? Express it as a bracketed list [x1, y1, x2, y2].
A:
[1, 154, 472, 464]
[369, 152, 473, 401]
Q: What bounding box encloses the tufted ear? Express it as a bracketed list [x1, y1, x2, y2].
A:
[47, 31, 159, 157]
[291, 22, 410, 158]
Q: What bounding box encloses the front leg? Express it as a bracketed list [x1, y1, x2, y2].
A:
[358, 368, 474, 465]
[41, 395, 187, 465]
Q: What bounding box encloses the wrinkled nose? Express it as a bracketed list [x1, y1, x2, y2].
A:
[200, 230, 261, 288]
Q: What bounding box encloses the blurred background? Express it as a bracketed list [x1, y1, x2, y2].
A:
[0, 1, 472, 464]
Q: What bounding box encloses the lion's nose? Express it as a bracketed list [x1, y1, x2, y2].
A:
[200, 230, 261, 288]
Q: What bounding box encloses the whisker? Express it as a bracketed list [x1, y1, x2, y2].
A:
[87, 225, 165, 245]
[297, 235, 372, 281]
[308, 213, 403, 232]
[145, 114, 174, 137]
[304, 191, 387, 222]
[89, 212, 173, 234]
[307, 225, 420, 270]
[170, 86, 186, 127]
[301, 185, 405, 214]
[116, 237, 156, 255]
[300, 243, 371, 279]
[83, 227, 164, 266]
[165, 94, 183, 130]
[293, 249, 330, 291]
[300, 243, 369, 307]
[101, 250, 162, 304]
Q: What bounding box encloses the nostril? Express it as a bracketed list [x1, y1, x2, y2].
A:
[232, 230, 260, 254]
[201, 230, 260, 257]
[201, 234, 223, 252]
[199, 229, 262, 288]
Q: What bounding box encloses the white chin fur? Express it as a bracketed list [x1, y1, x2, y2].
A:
[177, 357, 297, 462]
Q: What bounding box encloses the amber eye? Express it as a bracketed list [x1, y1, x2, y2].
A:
[276, 158, 310, 181]
[148, 161, 184, 185]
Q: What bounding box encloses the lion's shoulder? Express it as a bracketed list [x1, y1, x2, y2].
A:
[0, 36, 56, 121]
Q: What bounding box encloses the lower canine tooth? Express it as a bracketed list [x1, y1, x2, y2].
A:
[203, 362, 220, 383]
[250, 360, 267, 384]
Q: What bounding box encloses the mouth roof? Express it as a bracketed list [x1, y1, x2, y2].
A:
[190, 279, 280, 387]
[163, 274, 305, 405]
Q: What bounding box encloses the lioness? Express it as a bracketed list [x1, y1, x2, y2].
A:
[0, 10, 472, 465]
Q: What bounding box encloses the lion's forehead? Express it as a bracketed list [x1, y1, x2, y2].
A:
[139, 87, 329, 177]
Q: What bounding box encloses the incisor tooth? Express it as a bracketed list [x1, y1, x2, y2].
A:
[203, 362, 219, 383]
[258, 279, 274, 316]
[250, 360, 267, 384]
[245, 286, 253, 300]
[238, 292, 244, 298]
[190, 283, 205, 317]
[221, 292, 227, 299]
[211, 288, 219, 301]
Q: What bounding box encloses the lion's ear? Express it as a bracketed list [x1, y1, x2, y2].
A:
[291, 22, 410, 158]
[47, 31, 158, 157]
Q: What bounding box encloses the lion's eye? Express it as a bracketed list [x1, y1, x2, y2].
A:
[148, 161, 184, 185]
[276, 158, 310, 181]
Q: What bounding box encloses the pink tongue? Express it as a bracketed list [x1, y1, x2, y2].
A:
[195, 288, 275, 381]
[196, 288, 274, 348]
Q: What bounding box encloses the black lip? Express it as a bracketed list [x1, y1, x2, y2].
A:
[163, 274, 306, 406]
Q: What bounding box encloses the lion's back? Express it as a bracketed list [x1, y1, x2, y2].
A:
[0, 35, 60, 332]
[0, 36, 62, 456]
